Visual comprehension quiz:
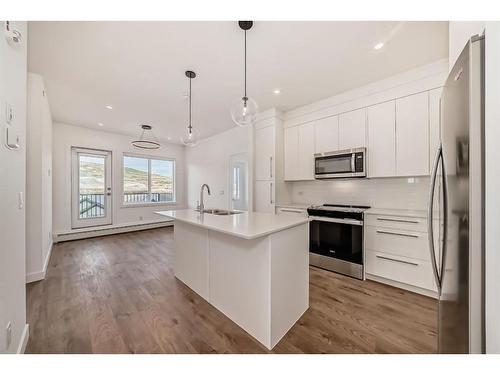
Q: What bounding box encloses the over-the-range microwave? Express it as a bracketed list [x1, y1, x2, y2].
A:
[314, 147, 366, 179]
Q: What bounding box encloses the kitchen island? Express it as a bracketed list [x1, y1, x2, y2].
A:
[155, 209, 310, 350]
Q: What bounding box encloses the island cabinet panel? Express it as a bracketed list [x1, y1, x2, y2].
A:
[209, 232, 271, 346]
[367, 100, 396, 177]
[338, 108, 366, 150]
[270, 223, 309, 347]
[395, 91, 430, 176]
[173, 221, 209, 300]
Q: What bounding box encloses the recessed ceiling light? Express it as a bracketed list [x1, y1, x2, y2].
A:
[167, 137, 171, 140]
[105, 105, 113, 110]
[273, 89, 281, 95]
[97, 122, 104, 127]
[374, 42, 384, 50]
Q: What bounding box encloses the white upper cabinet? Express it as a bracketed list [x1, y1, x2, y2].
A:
[298, 122, 315, 180]
[255, 125, 275, 181]
[284, 126, 299, 180]
[314, 116, 339, 154]
[429, 88, 442, 170]
[339, 108, 366, 150]
[367, 101, 396, 178]
[284, 123, 315, 181]
[396, 92, 430, 176]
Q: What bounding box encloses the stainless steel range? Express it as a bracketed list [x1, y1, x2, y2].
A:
[307, 204, 370, 279]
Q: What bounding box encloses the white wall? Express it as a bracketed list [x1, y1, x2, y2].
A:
[52, 122, 186, 234]
[485, 21, 500, 354]
[449, 21, 485, 70]
[26, 73, 53, 282]
[0, 21, 28, 353]
[185, 126, 250, 210]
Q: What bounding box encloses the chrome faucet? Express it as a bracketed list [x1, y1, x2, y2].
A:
[198, 184, 211, 213]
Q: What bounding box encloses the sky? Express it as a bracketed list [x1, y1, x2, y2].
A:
[124, 156, 173, 176]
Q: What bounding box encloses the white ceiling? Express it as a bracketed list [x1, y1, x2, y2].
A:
[28, 21, 448, 144]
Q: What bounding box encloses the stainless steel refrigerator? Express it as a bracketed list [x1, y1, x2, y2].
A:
[428, 35, 485, 354]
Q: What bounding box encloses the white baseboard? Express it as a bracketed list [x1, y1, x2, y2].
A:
[54, 220, 173, 243]
[16, 324, 29, 354]
[26, 241, 53, 284]
[366, 273, 438, 299]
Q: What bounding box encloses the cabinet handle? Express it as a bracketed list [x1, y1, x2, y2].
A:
[279, 208, 303, 213]
[376, 217, 420, 224]
[376, 254, 420, 266]
[270, 182, 274, 204]
[270, 156, 273, 178]
[376, 229, 419, 238]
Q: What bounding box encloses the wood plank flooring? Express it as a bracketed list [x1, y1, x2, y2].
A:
[26, 227, 437, 353]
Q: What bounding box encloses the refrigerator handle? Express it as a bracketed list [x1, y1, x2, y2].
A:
[428, 144, 442, 293]
[439, 149, 449, 286]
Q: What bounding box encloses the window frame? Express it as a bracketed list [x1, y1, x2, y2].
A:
[122, 153, 176, 207]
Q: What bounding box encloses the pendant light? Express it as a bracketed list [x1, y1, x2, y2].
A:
[181, 70, 200, 147]
[230, 21, 258, 127]
[131, 124, 160, 150]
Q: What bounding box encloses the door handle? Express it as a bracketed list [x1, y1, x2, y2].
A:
[427, 145, 442, 294]
[270, 182, 273, 204]
[270, 156, 273, 178]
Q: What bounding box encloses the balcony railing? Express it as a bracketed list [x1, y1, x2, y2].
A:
[79, 192, 174, 218]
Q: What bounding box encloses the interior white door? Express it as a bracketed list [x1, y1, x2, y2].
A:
[254, 125, 275, 181]
[314, 116, 339, 153]
[396, 91, 430, 176]
[229, 153, 248, 211]
[367, 100, 396, 177]
[338, 108, 366, 150]
[71, 148, 112, 228]
[284, 126, 299, 181]
[298, 122, 315, 180]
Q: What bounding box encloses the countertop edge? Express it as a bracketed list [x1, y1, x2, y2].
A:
[155, 211, 310, 240]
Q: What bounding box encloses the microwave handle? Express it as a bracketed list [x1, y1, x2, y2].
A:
[351, 154, 355, 172]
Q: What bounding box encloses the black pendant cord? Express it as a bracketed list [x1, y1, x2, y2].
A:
[244, 29, 247, 99]
[188, 77, 192, 133]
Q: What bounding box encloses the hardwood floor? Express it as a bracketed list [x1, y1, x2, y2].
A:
[26, 227, 437, 354]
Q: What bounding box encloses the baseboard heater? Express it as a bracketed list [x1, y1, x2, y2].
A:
[54, 220, 173, 243]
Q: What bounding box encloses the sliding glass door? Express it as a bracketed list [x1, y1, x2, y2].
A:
[71, 148, 112, 228]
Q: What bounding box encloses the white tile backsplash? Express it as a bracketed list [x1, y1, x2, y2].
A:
[289, 177, 430, 210]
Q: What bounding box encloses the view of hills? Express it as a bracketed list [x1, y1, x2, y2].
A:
[79, 161, 172, 194]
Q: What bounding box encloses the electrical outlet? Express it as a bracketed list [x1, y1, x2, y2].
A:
[219, 190, 224, 195]
[139, 216, 143, 221]
[5, 321, 12, 349]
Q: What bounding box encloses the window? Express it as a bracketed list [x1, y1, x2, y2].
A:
[123, 155, 175, 204]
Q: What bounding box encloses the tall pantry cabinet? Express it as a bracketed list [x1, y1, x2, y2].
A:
[253, 109, 289, 213]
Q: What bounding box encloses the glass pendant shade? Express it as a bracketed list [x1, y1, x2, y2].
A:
[181, 127, 200, 147]
[230, 96, 258, 127]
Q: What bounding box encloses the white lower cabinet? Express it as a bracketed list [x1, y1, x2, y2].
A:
[364, 210, 437, 297]
[276, 206, 308, 217]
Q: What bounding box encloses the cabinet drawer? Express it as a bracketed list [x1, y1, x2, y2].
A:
[365, 214, 427, 232]
[365, 226, 430, 261]
[276, 207, 308, 217]
[365, 250, 436, 292]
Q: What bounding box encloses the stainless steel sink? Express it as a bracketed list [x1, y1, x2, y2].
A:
[200, 209, 242, 215]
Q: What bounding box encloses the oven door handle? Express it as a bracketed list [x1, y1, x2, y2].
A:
[309, 216, 363, 226]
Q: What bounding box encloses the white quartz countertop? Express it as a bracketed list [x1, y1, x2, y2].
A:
[155, 209, 310, 240]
